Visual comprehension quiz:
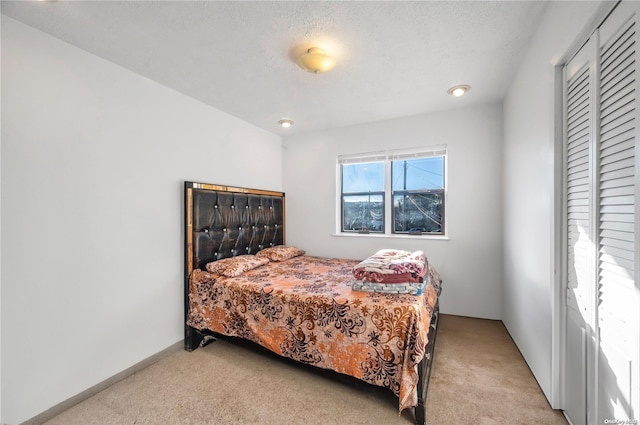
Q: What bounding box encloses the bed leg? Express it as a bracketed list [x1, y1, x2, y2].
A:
[415, 403, 426, 425]
[185, 325, 205, 351]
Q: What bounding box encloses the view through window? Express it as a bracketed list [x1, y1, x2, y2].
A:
[339, 148, 446, 235]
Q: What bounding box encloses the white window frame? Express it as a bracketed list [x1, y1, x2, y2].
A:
[335, 145, 448, 239]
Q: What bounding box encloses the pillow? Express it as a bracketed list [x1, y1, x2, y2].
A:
[256, 245, 305, 262]
[205, 255, 269, 277]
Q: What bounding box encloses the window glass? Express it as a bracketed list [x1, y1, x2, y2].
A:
[393, 192, 444, 234]
[342, 162, 384, 192]
[341, 162, 385, 233]
[392, 157, 444, 191]
[342, 194, 384, 232]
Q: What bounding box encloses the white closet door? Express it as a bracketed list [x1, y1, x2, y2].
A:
[563, 2, 640, 424]
[564, 35, 597, 425]
[596, 2, 639, 422]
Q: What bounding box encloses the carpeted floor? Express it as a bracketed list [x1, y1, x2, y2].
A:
[41, 315, 567, 425]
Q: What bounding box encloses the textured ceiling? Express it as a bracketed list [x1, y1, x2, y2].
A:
[1, 1, 548, 136]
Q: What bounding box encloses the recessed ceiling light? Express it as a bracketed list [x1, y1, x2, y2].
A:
[447, 85, 471, 97]
[278, 119, 294, 128]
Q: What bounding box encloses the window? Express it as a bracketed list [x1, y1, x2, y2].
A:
[338, 147, 446, 236]
[341, 161, 385, 232]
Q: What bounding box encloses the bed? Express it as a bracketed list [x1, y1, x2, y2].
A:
[184, 181, 442, 424]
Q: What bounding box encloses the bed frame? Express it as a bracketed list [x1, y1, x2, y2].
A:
[183, 181, 438, 425]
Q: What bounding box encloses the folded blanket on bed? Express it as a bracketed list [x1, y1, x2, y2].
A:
[352, 279, 427, 295]
[352, 249, 428, 283]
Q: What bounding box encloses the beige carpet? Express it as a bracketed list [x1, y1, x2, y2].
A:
[41, 315, 567, 425]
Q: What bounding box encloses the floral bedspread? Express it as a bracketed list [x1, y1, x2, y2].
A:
[187, 255, 441, 413]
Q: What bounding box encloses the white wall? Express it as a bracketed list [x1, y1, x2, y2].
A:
[502, 1, 605, 406]
[0, 17, 282, 425]
[283, 103, 504, 320]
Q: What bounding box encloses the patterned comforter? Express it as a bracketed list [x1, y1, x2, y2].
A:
[187, 255, 442, 413]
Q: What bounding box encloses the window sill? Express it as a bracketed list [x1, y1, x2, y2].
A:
[332, 232, 449, 241]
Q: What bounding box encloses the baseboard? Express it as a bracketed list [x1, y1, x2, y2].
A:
[20, 340, 183, 425]
[563, 411, 575, 425]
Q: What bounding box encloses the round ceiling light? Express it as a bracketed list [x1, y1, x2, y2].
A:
[447, 85, 471, 97]
[296, 47, 336, 74]
[278, 119, 294, 128]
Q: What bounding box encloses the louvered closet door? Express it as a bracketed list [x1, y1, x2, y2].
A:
[563, 2, 640, 424]
[596, 3, 639, 422]
[564, 36, 596, 425]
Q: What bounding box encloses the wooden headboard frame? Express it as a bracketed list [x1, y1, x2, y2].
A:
[184, 181, 285, 350]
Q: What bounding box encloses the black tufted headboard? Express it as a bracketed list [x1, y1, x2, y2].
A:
[185, 181, 285, 275]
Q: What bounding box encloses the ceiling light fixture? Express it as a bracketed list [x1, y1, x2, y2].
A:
[296, 47, 336, 74]
[448, 85, 471, 97]
[278, 119, 294, 128]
